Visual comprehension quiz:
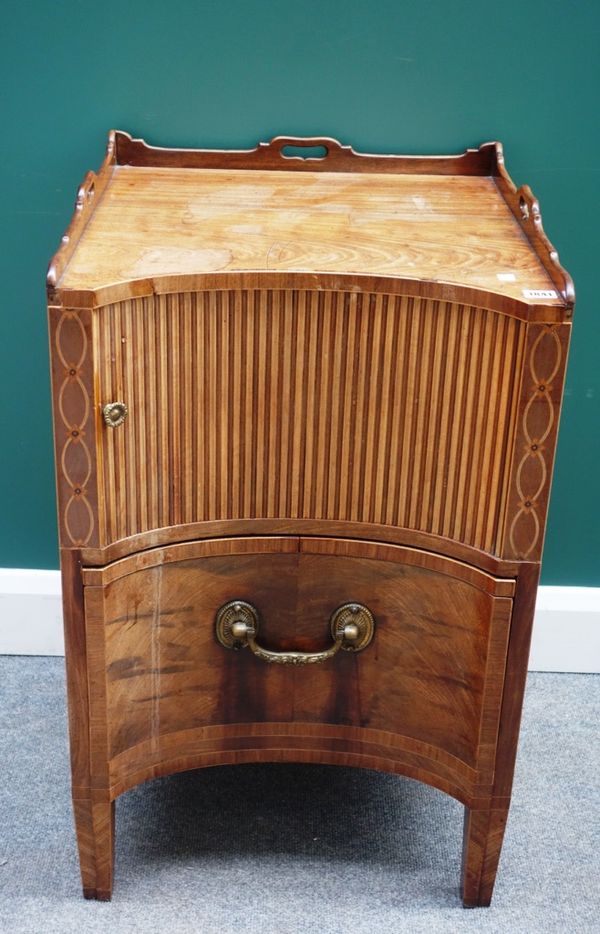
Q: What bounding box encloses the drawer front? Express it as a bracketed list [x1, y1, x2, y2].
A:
[83, 537, 514, 802]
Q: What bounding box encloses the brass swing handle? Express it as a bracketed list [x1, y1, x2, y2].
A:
[215, 600, 375, 666]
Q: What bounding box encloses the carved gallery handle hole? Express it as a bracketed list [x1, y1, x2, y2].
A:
[519, 195, 530, 221]
[281, 145, 328, 160]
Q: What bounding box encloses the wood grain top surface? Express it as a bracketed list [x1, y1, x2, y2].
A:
[59, 165, 561, 303]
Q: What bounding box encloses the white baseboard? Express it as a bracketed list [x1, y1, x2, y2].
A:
[528, 586, 600, 673]
[0, 569, 64, 655]
[0, 570, 598, 672]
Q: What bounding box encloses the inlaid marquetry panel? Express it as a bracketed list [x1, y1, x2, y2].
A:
[49, 306, 99, 547]
[501, 323, 570, 560]
[91, 289, 527, 553]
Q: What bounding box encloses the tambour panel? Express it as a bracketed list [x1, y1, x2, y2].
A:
[93, 289, 526, 551]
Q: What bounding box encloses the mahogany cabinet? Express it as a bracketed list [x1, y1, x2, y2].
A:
[47, 132, 574, 905]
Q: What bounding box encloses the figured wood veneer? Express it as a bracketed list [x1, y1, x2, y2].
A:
[59, 167, 562, 303]
[82, 536, 512, 798]
[48, 133, 574, 906]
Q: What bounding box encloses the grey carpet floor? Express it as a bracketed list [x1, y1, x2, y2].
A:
[0, 659, 598, 934]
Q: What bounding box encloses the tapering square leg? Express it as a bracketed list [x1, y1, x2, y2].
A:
[461, 806, 509, 907]
[73, 797, 115, 900]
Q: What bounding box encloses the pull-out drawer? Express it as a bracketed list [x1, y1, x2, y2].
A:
[82, 536, 514, 805]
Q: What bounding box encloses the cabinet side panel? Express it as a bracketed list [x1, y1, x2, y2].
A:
[49, 306, 100, 548]
[93, 290, 526, 553]
[60, 549, 91, 796]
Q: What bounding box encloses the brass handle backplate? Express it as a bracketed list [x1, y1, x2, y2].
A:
[215, 600, 375, 665]
[102, 401, 128, 428]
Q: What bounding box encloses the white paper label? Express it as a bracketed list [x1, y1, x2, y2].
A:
[522, 289, 558, 299]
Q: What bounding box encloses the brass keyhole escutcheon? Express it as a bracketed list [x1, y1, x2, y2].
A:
[102, 401, 128, 428]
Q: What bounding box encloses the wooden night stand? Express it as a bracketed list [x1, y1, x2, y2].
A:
[47, 132, 574, 905]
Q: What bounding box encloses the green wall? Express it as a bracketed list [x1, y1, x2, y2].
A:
[1, 1, 598, 583]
